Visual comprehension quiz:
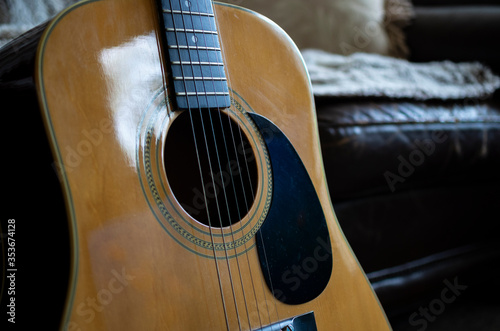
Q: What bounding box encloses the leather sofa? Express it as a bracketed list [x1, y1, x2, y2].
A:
[316, 0, 500, 327]
[2, 0, 499, 329]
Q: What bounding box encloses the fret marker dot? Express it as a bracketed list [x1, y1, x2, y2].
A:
[192, 35, 198, 43]
[185, 1, 191, 7]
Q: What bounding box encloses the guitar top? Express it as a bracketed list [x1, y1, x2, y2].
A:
[34, 0, 392, 329]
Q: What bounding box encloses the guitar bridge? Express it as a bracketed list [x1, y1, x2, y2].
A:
[259, 311, 317, 331]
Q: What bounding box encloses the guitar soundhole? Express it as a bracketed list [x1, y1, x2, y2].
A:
[164, 110, 258, 228]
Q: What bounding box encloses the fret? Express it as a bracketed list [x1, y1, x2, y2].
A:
[163, 9, 214, 17]
[166, 34, 220, 49]
[173, 77, 229, 109]
[171, 63, 225, 77]
[168, 45, 221, 51]
[173, 76, 227, 81]
[162, 0, 214, 13]
[166, 27, 218, 35]
[168, 49, 223, 64]
[173, 77, 228, 93]
[176, 92, 230, 96]
[171, 61, 223, 66]
[176, 95, 232, 109]
[163, 14, 216, 31]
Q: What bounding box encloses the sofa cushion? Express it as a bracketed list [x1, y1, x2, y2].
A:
[316, 96, 500, 199]
[221, 0, 413, 57]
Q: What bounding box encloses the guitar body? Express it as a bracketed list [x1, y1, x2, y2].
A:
[36, 0, 391, 330]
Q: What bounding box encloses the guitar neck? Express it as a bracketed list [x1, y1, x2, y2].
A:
[158, 0, 231, 110]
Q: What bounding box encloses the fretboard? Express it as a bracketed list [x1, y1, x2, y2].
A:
[160, 0, 231, 110]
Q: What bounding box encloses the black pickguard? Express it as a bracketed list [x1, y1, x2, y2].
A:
[249, 113, 333, 305]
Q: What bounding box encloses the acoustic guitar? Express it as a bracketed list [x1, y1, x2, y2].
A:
[34, 0, 392, 329]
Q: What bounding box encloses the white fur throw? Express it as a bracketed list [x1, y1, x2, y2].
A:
[302, 49, 500, 100]
[0, 0, 76, 47]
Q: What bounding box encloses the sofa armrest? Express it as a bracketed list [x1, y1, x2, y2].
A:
[404, 6, 500, 73]
[411, 0, 500, 6]
[412, 0, 500, 5]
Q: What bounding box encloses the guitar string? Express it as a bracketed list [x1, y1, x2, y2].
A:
[206, 2, 268, 330]
[224, 112, 269, 331]
[198, 1, 260, 329]
[164, 1, 280, 329]
[231, 120, 283, 331]
[197, 1, 258, 328]
[176, 1, 243, 330]
[231, 123, 282, 330]
[208, 2, 284, 329]
[166, 1, 230, 329]
[200, 3, 255, 329]
[210, 4, 283, 330]
[155, 22, 171, 118]
[182, 2, 283, 328]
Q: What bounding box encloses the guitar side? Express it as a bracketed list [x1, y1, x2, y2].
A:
[35, 0, 391, 330]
